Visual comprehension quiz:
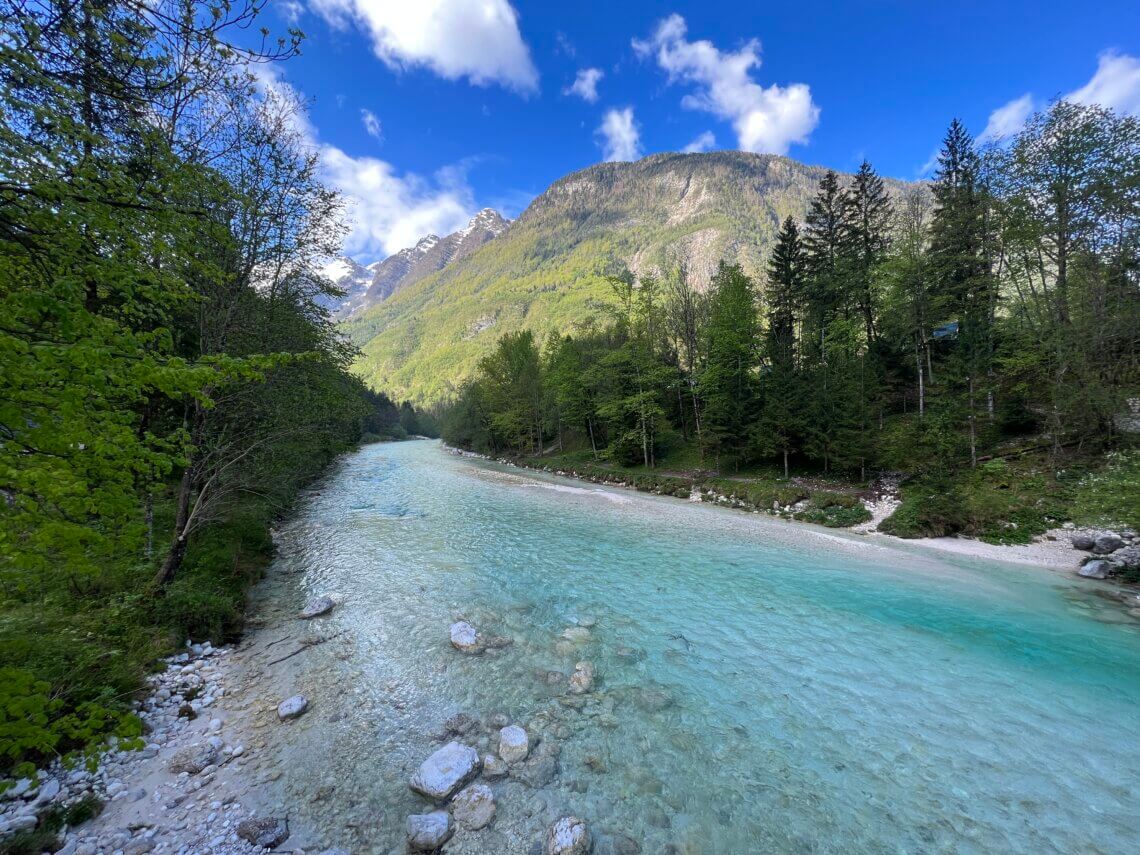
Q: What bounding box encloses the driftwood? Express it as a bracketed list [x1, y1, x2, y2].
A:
[266, 631, 344, 666]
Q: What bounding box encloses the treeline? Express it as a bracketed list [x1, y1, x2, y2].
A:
[444, 102, 1140, 483]
[0, 0, 421, 781]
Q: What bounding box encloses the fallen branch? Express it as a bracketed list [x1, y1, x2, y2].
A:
[266, 631, 344, 666]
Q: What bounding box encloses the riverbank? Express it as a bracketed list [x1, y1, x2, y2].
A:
[0, 578, 356, 854]
[451, 445, 1140, 591]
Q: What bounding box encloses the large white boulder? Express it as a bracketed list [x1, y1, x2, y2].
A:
[409, 741, 480, 801]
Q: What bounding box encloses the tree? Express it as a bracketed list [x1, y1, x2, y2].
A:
[756, 217, 806, 477]
[664, 270, 709, 453]
[844, 160, 893, 345]
[928, 119, 995, 467]
[802, 170, 852, 356]
[700, 262, 761, 469]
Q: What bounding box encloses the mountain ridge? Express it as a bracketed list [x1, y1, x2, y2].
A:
[343, 151, 916, 402]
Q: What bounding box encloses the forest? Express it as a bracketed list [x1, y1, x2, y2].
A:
[443, 104, 1140, 541]
[0, 0, 431, 784]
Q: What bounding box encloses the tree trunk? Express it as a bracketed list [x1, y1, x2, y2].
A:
[916, 348, 925, 418]
[155, 467, 193, 587]
[968, 376, 977, 468]
[783, 448, 789, 479]
[587, 417, 598, 460]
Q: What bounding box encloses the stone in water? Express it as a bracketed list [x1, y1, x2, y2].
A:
[277, 694, 309, 720]
[409, 741, 480, 801]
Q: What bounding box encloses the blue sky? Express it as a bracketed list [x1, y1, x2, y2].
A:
[258, 0, 1140, 262]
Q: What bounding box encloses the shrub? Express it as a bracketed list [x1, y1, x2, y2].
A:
[880, 480, 970, 538]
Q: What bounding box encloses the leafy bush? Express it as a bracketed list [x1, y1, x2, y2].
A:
[0, 668, 140, 778]
[880, 480, 970, 538]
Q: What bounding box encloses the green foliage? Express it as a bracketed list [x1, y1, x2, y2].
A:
[1072, 449, 1140, 530]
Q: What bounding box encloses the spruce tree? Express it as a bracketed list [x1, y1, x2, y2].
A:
[844, 160, 893, 345]
[756, 217, 807, 477]
[928, 119, 994, 466]
[700, 262, 761, 470]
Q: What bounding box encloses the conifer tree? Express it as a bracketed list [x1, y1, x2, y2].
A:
[756, 218, 807, 477]
[700, 262, 761, 469]
[844, 160, 893, 345]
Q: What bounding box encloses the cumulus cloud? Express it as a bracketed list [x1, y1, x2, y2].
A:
[979, 93, 1034, 143]
[252, 64, 476, 260]
[632, 14, 819, 155]
[360, 108, 383, 141]
[596, 107, 642, 162]
[564, 67, 604, 103]
[1067, 50, 1140, 116]
[322, 149, 476, 258]
[682, 130, 716, 153]
[309, 0, 539, 95]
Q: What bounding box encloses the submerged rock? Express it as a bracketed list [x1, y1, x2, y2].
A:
[568, 662, 595, 694]
[450, 621, 480, 653]
[277, 694, 309, 720]
[299, 595, 335, 619]
[451, 783, 496, 830]
[482, 754, 508, 778]
[560, 626, 591, 643]
[409, 742, 480, 801]
[513, 741, 559, 788]
[236, 817, 290, 849]
[499, 725, 529, 763]
[444, 712, 479, 736]
[545, 816, 591, 855]
[406, 810, 454, 851]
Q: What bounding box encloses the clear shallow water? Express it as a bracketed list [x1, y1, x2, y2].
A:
[269, 440, 1140, 854]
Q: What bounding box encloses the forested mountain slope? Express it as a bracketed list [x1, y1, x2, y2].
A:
[343, 151, 913, 402]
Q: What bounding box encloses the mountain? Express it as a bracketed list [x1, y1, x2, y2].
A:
[343, 151, 915, 402]
[316, 256, 377, 314]
[342, 208, 510, 317]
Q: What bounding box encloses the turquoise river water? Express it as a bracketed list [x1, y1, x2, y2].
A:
[264, 439, 1140, 854]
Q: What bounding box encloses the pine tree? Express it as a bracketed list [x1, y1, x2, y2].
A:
[756, 217, 807, 477]
[844, 160, 893, 345]
[802, 170, 852, 358]
[928, 119, 994, 467]
[700, 262, 761, 470]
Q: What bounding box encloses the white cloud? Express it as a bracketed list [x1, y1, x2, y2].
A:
[1067, 50, 1140, 116]
[979, 93, 1034, 143]
[682, 130, 716, 153]
[596, 107, 642, 162]
[564, 67, 604, 103]
[279, 0, 303, 24]
[632, 14, 819, 155]
[251, 64, 476, 260]
[309, 0, 538, 95]
[360, 108, 383, 141]
[322, 148, 476, 258]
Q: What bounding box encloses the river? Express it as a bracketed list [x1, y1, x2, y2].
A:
[256, 439, 1140, 854]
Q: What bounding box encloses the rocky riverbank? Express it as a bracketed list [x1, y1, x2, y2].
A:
[0, 623, 351, 853]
